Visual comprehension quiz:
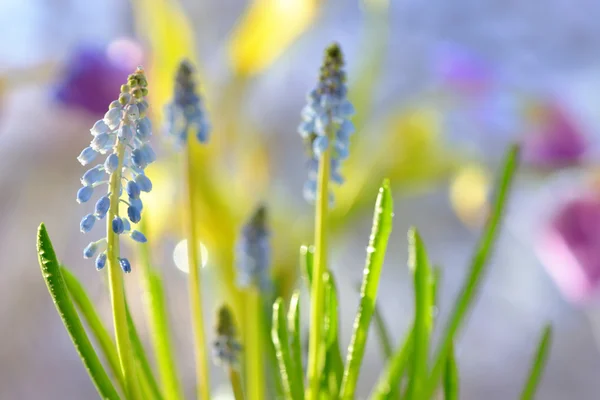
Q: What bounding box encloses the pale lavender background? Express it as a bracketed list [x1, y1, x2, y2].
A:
[3, 0, 600, 399]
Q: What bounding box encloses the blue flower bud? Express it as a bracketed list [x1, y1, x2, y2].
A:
[134, 174, 152, 192]
[104, 107, 122, 129]
[336, 100, 355, 118]
[117, 125, 133, 142]
[104, 153, 119, 174]
[137, 117, 152, 141]
[130, 230, 147, 243]
[127, 204, 141, 223]
[315, 113, 331, 136]
[77, 185, 93, 203]
[81, 165, 104, 186]
[337, 119, 354, 140]
[313, 136, 329, 158]
[298, 120, 315, 138]
[80, 214, 96, 233]
[131, 148, 147, 169]
[112, 216, 124, 234]
[91, 120, 110, 136]
[121, 217, 131, 232]
[95, 253, 107, 270]
[139, 143, 156, 164]
[195, 120, 210, 143]
[91, 133, 110, 152]
[94, 196, 110, 219]
[130, 198, 143, 212]
[126, 104, 139, 121]
[303, 180, 317, 203]
[126, 180, 141, 199]
[77, 147, 98, 165]
[83, 242, 98, 259]
[119, 257, 131, 273]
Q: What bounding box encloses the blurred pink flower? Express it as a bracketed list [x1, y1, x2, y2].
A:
[537, 194, 600, 303]
[54, 38, 144, 116]
[522, 101, 587, 168]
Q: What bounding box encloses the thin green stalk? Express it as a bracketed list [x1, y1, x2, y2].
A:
[185, 141, 211, 400]
[126, 305, 163, 400]
[307, 138, 331, 400]
[229, 367, 245, 400]
[323, 272, 344, 393]
[272, 298, 302, 400]
[425, 145, 520, 397]
[107, 139, 140, 399]
[36, 224, 120, 400]
[520, 325, 553, 400]
[246, 289, 265, 400]
[371, 293, 393, 361]
[371, 329, 413, 400]
[136, 222, 182, 400]
[406, 228, 433, 400]
[288, 292, 305, 395]
[443, 343, 459, 400]
[61, 267, 126, 393]
[340, 180, 393, 399]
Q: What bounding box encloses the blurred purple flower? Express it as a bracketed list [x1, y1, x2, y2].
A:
[432, 42, 494, 96]
[54, 39, 144, 116]
[537, 194, 600, 303]
[522, 101, 587, 168]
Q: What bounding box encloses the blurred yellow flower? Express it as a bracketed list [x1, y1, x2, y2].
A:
[449, 163, 491, 228]
[228, 0, 320, 76]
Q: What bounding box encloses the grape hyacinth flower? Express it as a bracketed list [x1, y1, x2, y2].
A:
[76, 66, 154, 273]
[236, 205, 271, 291]
[164, 60, 210, 146]
[213, 305, 242, 368]
[298, 43, 355, 204]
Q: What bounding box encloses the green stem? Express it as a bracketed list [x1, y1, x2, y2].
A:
[520, 325, 553, 400]
[229, 367, 245, 400]
[185, 141, 211, 400]
[245, 289, 265, 400]
[107, 140, 139, 399]
[307, 142, 331, 400]
[137, 222, 183, 400]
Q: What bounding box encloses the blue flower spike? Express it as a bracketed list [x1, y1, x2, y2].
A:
[298, 43, 355, 204]
[236, 205, 271, 291]
[164, 60, 211, 146]
[213, 305, 242, 368]
[76, 66, 154, 272]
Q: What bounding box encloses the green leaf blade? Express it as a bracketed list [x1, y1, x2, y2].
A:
[520, 324, 553, 400]
[443, 343, 459, 400]
[272, 298, 302, 400]
[340, 179, 394, 399]
[287, 291, 305, 395]
[37, 223, 120, 400]
[426, 144, 520, 397]
[371, 328, 413, 400]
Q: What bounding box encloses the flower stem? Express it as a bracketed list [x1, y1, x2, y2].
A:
[185, 140, 211, 400]
[229, 367, 245, 400]
[245, 289, 265, 400]
[106, 140, 140, 399]
[307, 142, 331, 400]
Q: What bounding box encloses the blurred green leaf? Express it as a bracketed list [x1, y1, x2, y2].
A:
[61, 267, 126, 393]
[520, 325, 553, 400]
[425, 144, 520, 397]
[287, 291, 305, 395]
[406, 228, 433, 400]
[371, 329, 413, 400]
[36, 223, 120, 400]
[443, 343, 459, 400]
[340, 180, 394, 399]
[272, 298, 303, 400]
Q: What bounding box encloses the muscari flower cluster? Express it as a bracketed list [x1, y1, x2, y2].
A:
[236, 205, 271, 291]
[164, 60, 210, 146]
[76, 67, 155, 273]
[213, 305, 242, 368]
[298, 43, 355, 203]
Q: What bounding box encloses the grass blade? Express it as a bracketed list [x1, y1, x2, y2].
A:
[300, 244, 315, 284]
[425, 144, 520, 397]
[36, 223, 120, 400]
[136, 223, 183, 400]
[353, 282, 393, 361]
[405, 228, 433, 400]
[61, 267, 126, 393]
[272, 298, 303, 400]
[288, 291, 305, 395]
[371, 329, 413, 400]
[340, 180, 394, 399]
[443, 343, 459, 400]
[126, 305, 163, 400]
[520, 325, 553, 400]
[323, 272, 344, 394]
